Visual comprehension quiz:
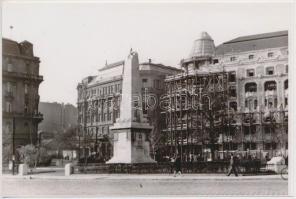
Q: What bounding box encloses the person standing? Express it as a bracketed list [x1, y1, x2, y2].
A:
[174, 155, 182, 177]
[170, 155, 175, 174]
[227, 153, 238, 177]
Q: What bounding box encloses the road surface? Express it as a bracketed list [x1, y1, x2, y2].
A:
[2, 177, 287, 197]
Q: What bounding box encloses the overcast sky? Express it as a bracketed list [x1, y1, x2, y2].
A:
[2, 2, 292, 105]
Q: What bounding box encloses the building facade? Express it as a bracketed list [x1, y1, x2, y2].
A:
[2, 38, 43, 162]
[162, 31, 288, 161]
[77, 59, 181, 161]
[38, 102, 78, 134]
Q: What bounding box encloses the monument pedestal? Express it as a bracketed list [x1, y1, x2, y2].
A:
[106, 50, 156, 164]
[106, 122, 156, 164]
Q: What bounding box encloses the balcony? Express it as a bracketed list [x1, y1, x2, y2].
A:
[245, 91, 256, 98]
[3, 71, 43, 82]
[265, 90, 277, 97]
[33, 112, 44, 119]
[3, 111, 43, 121]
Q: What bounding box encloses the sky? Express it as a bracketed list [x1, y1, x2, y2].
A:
[2, 2, 293, 105]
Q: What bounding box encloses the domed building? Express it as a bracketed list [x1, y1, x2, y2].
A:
[182, 31, 216, 73]
[189, 31, 215, 59]
[162, 30, 288, 162]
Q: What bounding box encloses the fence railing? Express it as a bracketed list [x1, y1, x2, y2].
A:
[73, 160, 267, 174]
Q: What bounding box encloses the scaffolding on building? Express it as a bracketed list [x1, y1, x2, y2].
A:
[160, 62, 288, 162]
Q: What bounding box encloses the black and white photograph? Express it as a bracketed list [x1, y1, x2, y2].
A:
[1, 1, 295, 197]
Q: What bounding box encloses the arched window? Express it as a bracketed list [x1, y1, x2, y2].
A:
[264, 81, 277, 91]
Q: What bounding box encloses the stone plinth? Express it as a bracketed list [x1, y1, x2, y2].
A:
[107, 50, 156, 164]
[65, 163, 73, 176]
[107, 125, 156, 164]
[18, 164, 28, 176]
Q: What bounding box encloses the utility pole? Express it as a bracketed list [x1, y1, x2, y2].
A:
[77, 125, 82, 161]
[12, 117, 16, 175]
[83, 85, 88, 171]
[95, 127, 98, 157]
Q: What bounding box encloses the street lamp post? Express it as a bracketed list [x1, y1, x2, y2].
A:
[12, 117, 16, 175]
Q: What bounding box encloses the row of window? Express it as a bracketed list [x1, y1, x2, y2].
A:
[229, 95, 288, 111]
[243, 126, 288, 135]
[246, 65, 288, 77]
[4, 59, 37, 74]
[214, 52, 281, 64]
[244, 97, 288, 109]
[4, 101, 38, 114]
[228, 65, 288, 83]
[86, 126, 110, 136]
[229, 52, 277, 62]
[5, 82, 32, 96]
[86, 83, 121, 98]
[245, 80, 288, 93]
[241, 142, 287, 151]
[82, 110, 120, 123]
[142, 78, 163, 89]
[83, 78, 163, 99]
[78, 98, 121, 114]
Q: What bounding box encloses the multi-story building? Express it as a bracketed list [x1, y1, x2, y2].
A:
[2, 38, 43, 162]
[38, 102, 78, 136]
[162, 31, 288, 161]
[77, 58, 181, 160]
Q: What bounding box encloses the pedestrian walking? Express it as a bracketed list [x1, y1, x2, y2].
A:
[227, 153, 238, 177]
[174, 155, 182, 177]
[170, 155, 175, 174]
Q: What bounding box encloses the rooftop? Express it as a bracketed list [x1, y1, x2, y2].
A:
[2, 38, 35, 58]
[99, 60, 125, 71]
[98, 59, 181, 73]
[215, 30, 288, 55]
[189, 31, 215, 58]
[140, 61, 181, 72]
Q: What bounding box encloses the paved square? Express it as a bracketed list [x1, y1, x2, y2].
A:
[2, 177, 287, 197]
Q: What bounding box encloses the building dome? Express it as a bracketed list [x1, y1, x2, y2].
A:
[189, 32, 215, 58]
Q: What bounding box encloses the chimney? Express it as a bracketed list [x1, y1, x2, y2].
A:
[148, 58, 151, 63]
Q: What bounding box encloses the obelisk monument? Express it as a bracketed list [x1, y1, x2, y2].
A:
[106, 50, 156, 164]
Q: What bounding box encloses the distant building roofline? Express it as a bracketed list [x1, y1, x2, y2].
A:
[2, 37, 19, 43]
[2, 37, 33, 45]
[215, 30, 288, 55]
[98, 59, 182, 72]
[140, 62, 182, 72]
[222, 30, 288, 44]
[99, 60, 125, 71]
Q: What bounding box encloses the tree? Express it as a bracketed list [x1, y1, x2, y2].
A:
[145, 98, 164, 160]
[17, 144, 38, 167]
[2, 123, 13, 165]
[16, 144, 51, 167]
[44, 126, 79, 156]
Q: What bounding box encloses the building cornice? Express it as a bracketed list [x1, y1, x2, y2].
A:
[3, 53, 40, 63]
[3, 71, 43, 83]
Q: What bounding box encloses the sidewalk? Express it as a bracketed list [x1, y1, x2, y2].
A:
[2, 172, 283, 181]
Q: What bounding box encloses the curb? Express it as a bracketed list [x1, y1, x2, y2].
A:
[2, 174, 284, 181]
